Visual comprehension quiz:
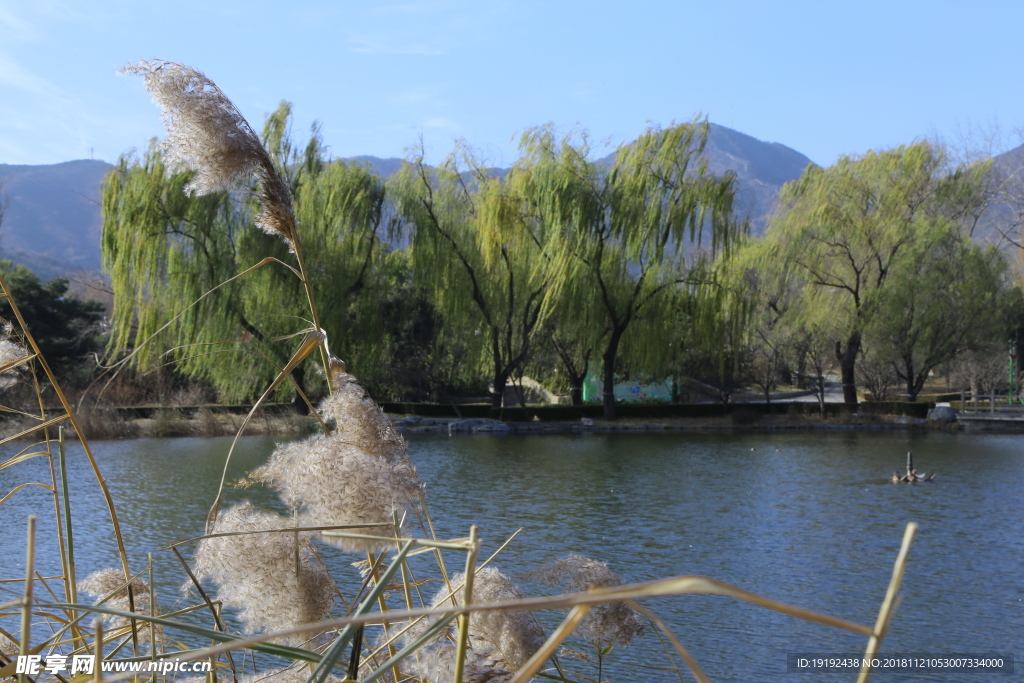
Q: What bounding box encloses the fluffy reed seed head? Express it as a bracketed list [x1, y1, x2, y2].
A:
[192, 501, 336, 640]
[403, 567, 546, 683]
[319, 372, 408, 463]
[121, 60, 296, 247]
[0, 334, 29, 389]
[253, 429, 424, 553]
[529, 554, 644, 648]
[78, 567, 161, 645]
[176, 667, 343, 683]
[0, 632, 17, 657]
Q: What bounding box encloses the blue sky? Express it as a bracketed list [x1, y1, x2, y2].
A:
[1, 0, 1022, 168]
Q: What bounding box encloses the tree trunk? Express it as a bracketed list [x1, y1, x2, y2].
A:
[552, 338, 590, 408]
[490, 338, 510, 407]
[292, 365, 310, 415]
[490, 377, 506, 408]
[835, 333, 861, 406]
[601, 329, 625, 420]
[902, 355, 917, 401]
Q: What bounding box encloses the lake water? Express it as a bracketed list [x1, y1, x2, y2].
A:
[2, 430, 1021, 682]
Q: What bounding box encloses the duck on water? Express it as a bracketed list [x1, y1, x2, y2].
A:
[890, 451, 936, 483]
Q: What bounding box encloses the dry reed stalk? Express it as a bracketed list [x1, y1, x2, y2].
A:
[17, 515, 34, 683]
[93, 620, 103, 683]
[856, 522, 918, 683]
[452, 524, 480, 683]
[0, 271, 137, 639]
[626, 600, 710, 683]
[147, 553, 157, 680]
[507, 604, 591, 683]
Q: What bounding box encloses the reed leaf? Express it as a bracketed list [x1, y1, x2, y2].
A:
[306, 539, 414, 683]
[37, 603, 320, 662]
[508, 604, 591, 683]
[0, 451, 48, 473]
[359, 613, 457, 683]
[0, 482, 54, 505]
[206, 329, 327, 531]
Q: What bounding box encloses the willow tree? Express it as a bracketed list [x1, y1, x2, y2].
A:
[764, 142, 991, 405]
[390, 145, 558, 407]
[518, 120, 742, 419]
[864, 226, 1008, 400]
[103, 102, 391, 403]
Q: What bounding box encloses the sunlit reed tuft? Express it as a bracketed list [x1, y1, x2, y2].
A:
[191, 501, 335, 640]
[253, 374, 424, 553]
[0, 631, 17, 657]
[0, 333, 29, 389]
[78, 567, 161, 645]
[120, 60, 297, 247]
[404, 567, 546, 682]
[319, 372, 408, 463]
[254, 431, 423, 553]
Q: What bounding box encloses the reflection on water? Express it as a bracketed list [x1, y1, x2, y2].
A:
[2, 430, 1022, 682]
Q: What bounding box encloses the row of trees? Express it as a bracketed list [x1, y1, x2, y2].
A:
[731, 144, 1013, 411]
[99, 104, 1021, 418]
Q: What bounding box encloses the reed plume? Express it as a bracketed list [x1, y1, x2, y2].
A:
[0, 333, 29, 389]
[529, 554, 644, 648]
[253, 430, 423, 553]
[176, 665, 342, 683]
[0, 632, 17, 657]
[191, 501, 335, 641]
[403, 567, 546, 683]
[78, 567, 161, 645]
[253, 374, 424, 553]
[120, 60, 297, 247]
[319, 372, 408, 462]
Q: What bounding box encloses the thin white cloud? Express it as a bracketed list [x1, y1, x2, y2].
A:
[385, 86, 444, 107]
[369, 1, 456, 17]
[422, 117, 458, 130]
[0, 5, 34, 37]
[0, 53, 62, 96]
[348, 34, 447, 55]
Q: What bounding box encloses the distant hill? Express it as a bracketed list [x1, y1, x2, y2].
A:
[0, 125, 814, 281]
[0, 159, 112, 279]
[702, 124, 814, 234]
[598, 124, 814, 235]
[980, 144, 1024, 248]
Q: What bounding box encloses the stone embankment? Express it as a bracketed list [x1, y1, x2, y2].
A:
[390, 414, 945, 434]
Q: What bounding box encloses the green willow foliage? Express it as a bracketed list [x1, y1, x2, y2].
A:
[746, 142, 1000, 404]
[517, 119, 744, 418]
[390, 144, 561, 407]
[102, 106, 394, 402]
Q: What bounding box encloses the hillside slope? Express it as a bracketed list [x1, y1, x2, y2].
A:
[0, 159, 112, 278]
